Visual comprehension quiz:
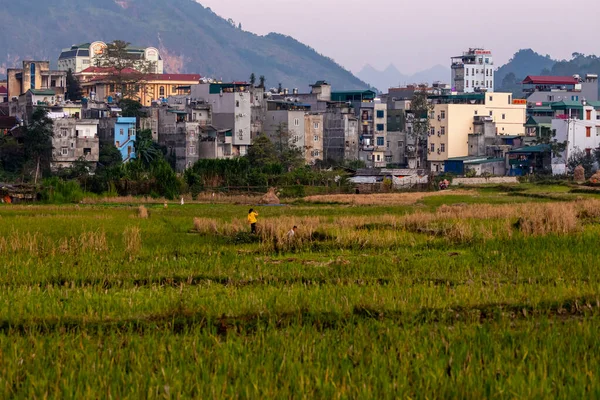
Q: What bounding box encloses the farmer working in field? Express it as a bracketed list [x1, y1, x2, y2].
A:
[248, 209, 259, 234]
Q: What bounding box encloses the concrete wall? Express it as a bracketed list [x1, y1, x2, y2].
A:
[451, 176, 518, 186]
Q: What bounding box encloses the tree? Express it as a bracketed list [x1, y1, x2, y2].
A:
[94, 40, 156, 100]
[246, 134, 279, 168]
[120, 99, 144, 118]
[24, 108, 54, 184]
[534, 127, 566, 158]
[66, 69, 83, 101]
[134, 129, 161, 167]
[98, 143, 123, 170]
[567, 149, 595, 178]
[409, 88, 433, 169]
[249, 73, 256, 86]
[258, 75, 266, 89]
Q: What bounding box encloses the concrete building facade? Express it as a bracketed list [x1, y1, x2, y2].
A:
[58, 42, 163, 74]
[427, 92, 526, 172]
[304, 113, 324, 164]
[451, 48, 494, 93]
[191, 82, 251, 156]
[7, 61, 66, 101]
[51, 119, 100, 170]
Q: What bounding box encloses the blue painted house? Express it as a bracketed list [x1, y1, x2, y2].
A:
[114, 117, 137, 161]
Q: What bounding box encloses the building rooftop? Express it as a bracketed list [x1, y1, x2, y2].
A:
[522, 76, 578, 85]
[551, 100, 583, 110]
[507, 145, 551, 154]
[29, 89, 56, 96]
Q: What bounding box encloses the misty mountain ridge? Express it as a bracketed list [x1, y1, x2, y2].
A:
[0, 0, 371, 91]
[357, 64, 451, 92]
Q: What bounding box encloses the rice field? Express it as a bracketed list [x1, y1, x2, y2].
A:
[1, 186, 599, 398]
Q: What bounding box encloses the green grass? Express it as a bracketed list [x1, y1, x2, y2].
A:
[0, 189, 599, 398]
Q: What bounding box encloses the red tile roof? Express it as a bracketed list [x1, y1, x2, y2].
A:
[522, 76, 578, 85]
[0, 86, 7, 94]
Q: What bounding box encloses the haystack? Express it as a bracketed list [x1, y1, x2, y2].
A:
[590, 171, 600, 184]
[259, 187, 280, 205]
[574, 165, 585, 183]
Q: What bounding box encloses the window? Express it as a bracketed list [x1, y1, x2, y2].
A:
[548, 95, 554, 102]
[387, 141, 390, 148]
[466, 69, 469, 76]
[60, 128, 68, 138]
[474, 110, 478, 115]
[236, 100, 240, 107]
[376, 154, 381, 161]
[377, 137, 384, 146]
[61, 147, 68, 156]
[440, 143, 445, 152]
[586, 127, 591, 137]
[314, 122, 320, 129]
[314, 135, 319, 142]
[70, 142, 74, 148]
[398, 141, 403, 148]
[376, 110, 384, 118]
[572, 96, 579, 102]
[586, 110, 592, 120]
[314, 150, 319, 157]
[128, 146, 132, 156]
[489, 95, 493, 102]
[472, 68, 475, 75]
[376, 124, 384, 131]
[293, 135, 299, 143]
[116, 141, 120, 147]
[109, 84, 115, 93]
[597, 127, 600, 136]
[120, 128, 124, 135]
[440, 110, 446, 120]
[502, 114, 506, 120]
[586, 148, 592, 156]
[159, 86, 165, 97]
[441, 126, 446, 135]
[430, 111, 435, 119]
[294, 118, 300, 126]
[466, 80, 469, 88]
[189, 145, 196, 155]
[489, 111, 493, 116]
[83, 148, 91, 156]
[129, 127, 135, 137]
[430, 127, 435, 136]
[472, 80, 475, 87]
[172, 85, 177, 93]
[430, 143, 435, 152]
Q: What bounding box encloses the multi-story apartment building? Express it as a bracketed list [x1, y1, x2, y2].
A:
[304, 113, 324, 164]
[427, 92, 526, 172]
[58, 42, 163, 74]
[551, 100, 600, 174]
[323, 102, 359, 163]
[51, 119, 100, 170]
[331, 90, 388, 167]
[451, 48, 494, 93]
[7, 61, 66, 101]
[264, 100, 310, 153]
[191, 82, 251, 156]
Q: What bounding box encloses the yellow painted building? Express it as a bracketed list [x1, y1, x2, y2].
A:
[79, 69, 200, 106]
[427, 92, 526, 172]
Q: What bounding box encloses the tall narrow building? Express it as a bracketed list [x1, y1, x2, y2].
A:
[451, 49, 494, 93]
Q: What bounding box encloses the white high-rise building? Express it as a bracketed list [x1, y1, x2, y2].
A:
[451, 48, 494, 93]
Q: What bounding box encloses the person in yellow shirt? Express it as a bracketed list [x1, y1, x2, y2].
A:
[248, 209, 259, 234]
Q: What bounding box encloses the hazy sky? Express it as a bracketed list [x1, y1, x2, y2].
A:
[198, 0, 600, 74]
